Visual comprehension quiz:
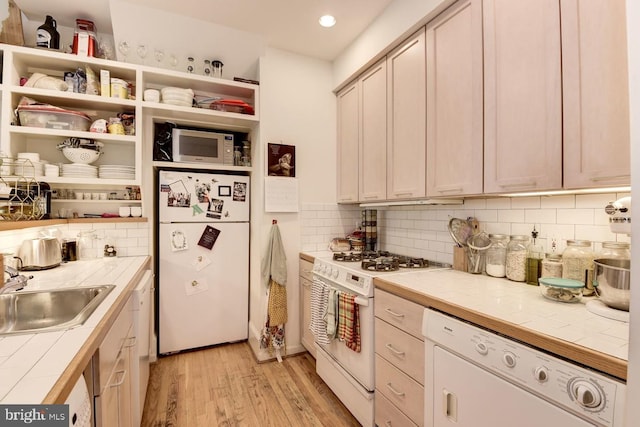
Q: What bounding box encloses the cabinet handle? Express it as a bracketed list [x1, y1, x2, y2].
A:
[362, 195, 379, 199]
[498, 180, 536, 188]
[386, 382, 405, 397]
[590, 174, 629, 182]
[110, 370, 126, 388]
[125, 336, 137, 348]
[436, 186, 463, 193]
[384, 308, 405, 318]
[393, 192, 413, 197]
[385, 343, 405, 357]
[384, 421, 392, 427]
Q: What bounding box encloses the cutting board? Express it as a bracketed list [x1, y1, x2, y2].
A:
[0, 0, 25, 46]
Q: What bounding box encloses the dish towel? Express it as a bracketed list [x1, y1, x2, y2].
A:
[259, 222, 288, 361]
[338, 292, 361, 353]
[309, 278, 331, 346]
[325, 288, 339, 339]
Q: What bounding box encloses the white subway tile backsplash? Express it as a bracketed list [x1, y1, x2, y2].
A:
[497, 209, 525, 223]
[557, 209, 594, 225]
[300, 193, 623, 265]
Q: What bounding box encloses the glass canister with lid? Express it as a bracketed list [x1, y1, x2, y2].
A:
[562, 240, 594, 294]
[541, 253, 562, 278]
[486, 234, 509, 277]
[506, 235, 529, 282]
[597, 241, 630, 260]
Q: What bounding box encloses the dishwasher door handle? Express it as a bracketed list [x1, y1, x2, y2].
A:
[443, 388, 458, 421]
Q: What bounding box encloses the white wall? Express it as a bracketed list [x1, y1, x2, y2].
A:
[249, 47, 336, 360]
[625, 0, 639, 423]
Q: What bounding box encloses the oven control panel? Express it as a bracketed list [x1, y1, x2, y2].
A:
[312, 259, 372, 296]
[423, 309, 626, 426]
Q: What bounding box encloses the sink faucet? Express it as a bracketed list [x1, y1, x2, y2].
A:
[1, 265, 31, 294]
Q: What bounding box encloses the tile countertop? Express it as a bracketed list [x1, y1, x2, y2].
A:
[374, 268, 628, 381]
[0, 256, 150, 404]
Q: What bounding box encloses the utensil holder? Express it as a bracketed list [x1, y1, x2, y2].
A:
[453, 246, 468, 272]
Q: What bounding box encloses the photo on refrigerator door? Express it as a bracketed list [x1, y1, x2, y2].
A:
[195, 180, 212, 203]
[207, 198, 224, 219]
[167, 180, 191, 207]
[233, 182, 247, 202]
[197, 225, 221, 250]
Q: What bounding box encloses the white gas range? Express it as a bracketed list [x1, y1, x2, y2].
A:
[311, 251, 450, 427]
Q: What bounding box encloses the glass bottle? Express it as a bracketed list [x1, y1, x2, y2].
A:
[506, 235, 529, 282]
[541, 253, 563, 278]
[526, 240, 544, 285]
[562, 240, 594, 294]
[486, 234, 509, 277]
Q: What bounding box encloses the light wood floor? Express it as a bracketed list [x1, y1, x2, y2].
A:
[141, 341, 361, 426]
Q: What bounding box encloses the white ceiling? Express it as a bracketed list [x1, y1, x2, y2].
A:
[13, 0, 394, 61]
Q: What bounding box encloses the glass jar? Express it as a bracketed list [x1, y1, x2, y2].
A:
[562, 240, 594, 294]
[77, 230, 98, 260]
[541, 253, 562, 278]
[597, 241, 630, 260]
[486, 234, 509, 277]
[506, 235, 529, 282]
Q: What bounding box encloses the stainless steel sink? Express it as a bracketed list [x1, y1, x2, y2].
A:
[0, 285, 115, 335]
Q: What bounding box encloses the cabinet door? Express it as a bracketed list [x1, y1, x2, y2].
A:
[561, 0, 630, 189]
[426, 0, 483, 197]
[300, 276, 315, 357]
[337, 82, 360, 203]
[387, 28, 427, 200]
[483, 0, 562, 193]
[359, 59, 388, 202]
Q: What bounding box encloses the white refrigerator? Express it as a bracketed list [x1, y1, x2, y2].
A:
[157, 169, 250, 354]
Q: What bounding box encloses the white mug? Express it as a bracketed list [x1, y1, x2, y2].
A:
[119, 206, 131, 217]
[130, 206, 142, 217]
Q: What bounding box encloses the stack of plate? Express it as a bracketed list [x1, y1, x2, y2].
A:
[98, 165, 135, 180]
[61, 163, 98, 178]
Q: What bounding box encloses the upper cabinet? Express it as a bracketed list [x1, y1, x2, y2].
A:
[426, 0, 483, 197]
[561, 0, 630, 189]
[386, 29, 427, 200]
[336, 81, 360, 203]
[483, 0, 563, 194]
[359, 59, 387, 202]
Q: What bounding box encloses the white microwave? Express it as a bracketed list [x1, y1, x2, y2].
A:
[172, 128, 234, 165]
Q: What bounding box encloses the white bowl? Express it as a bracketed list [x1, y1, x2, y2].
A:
[17, 152, 40, 162]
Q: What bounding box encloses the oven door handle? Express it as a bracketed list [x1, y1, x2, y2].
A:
[384, 308, 405, 318]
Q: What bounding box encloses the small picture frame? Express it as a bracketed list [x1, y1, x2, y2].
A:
[218, 185, 231, 197]
[267, 143, 296, 177]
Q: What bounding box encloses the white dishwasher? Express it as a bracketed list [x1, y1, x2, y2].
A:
[131, 271, 153, 427]
[422, 309, 626, 427]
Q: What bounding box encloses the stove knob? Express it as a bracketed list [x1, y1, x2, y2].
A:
[331, 267, 339, 279]
[321, 264, 327, 274]
[502, 351, 516, 368]
[534, 366, 549, 383]
[570, 380, 603, 409]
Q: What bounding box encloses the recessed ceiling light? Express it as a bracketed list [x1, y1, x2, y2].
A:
[319, 15, 336, 28]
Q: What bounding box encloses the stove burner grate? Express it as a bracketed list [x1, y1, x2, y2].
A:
[332, 252, 363, 262]
[362, 258, 400, 272]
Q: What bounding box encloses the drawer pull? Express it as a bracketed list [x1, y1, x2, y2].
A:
[384, 308, 405, 318]
[385, 343, 405, 357]
[384, 421, 392, 427]
[110, 370, 126, 388]
[386, 382, 405, 398]
[125, 336, 137, 348]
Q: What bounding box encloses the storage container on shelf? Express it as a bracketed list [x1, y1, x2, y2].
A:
[486, 234, 509, 278]
[506, 235, 529, 282]
[562, 240, 594, 295]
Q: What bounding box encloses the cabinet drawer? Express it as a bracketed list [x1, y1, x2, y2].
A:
[95, 296, 133, 394]
[375, 318, 424, 384]
[376, 391, 419, 427]
[375, 289, 424, 339]
[375, 354, 424, 425]
[299, 258, 314, 282]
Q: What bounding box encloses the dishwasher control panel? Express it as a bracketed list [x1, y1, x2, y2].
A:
[423, 309, 626, 426]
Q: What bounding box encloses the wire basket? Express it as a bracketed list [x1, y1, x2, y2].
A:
[0, 157, 45, 220]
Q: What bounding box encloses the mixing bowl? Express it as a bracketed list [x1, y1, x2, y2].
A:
[593, 258, 631, 311]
